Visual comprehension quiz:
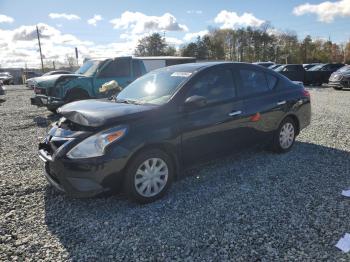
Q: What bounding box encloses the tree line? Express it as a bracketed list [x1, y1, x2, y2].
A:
[135, 28, 350, 64]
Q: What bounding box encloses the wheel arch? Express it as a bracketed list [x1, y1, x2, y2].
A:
[280, 113, 300, 136]
[125, 142, 181, 181]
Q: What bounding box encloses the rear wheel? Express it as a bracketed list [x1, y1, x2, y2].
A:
[124, 149, 174, 204]
[271, 117, 297, 153]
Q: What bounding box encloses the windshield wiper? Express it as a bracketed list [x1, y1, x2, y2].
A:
[115, 98, 142, 105]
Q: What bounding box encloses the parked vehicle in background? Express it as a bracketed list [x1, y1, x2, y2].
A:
[275, 63, 345, 85]
[0, 72, 14, 85]
[26, 70, 72, 89]
[38, 62, 311, 203]
[275, 64, 306, 83]
[137, 56, 196, 72]
[307, 63, 345, 85]
[303, 63, 322, 70]
[24, 71, 42, 80]
[328, 65, 350, 90]
[268, 64, 282, 70]
[253, 62, 275, 68]
[30, 56, 196, 112]
[0, 80, 5, 95]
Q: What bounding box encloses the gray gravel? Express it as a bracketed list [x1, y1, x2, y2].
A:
[1, 85, 350, 261]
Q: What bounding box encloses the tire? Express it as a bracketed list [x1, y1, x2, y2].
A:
[333, 87, 343, 90]
[65, 89, 89, 103]
[123, 149, 174, 204]
[271, 117, 297, 153]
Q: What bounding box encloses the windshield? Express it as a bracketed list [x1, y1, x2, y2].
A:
[308, 64, 324, 71]
[75, 60, 102, 76]
[337, 65, 350, 73]
[117, 68, 192, 105]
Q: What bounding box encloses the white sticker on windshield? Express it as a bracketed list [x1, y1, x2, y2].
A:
[171, 72, 192, 77]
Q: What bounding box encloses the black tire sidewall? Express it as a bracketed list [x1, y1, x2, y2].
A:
[272, 117, 296, 153]
[124, 149, 174, 204]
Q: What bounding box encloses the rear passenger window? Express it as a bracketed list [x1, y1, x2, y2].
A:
[265, 74, 278, 89]
[187, 68, 236, 103]
[238, 69, 270, 96]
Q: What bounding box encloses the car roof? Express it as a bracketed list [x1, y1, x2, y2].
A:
[158, 62, 266, 73]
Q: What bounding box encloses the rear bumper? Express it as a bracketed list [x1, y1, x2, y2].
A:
[30, 95, 64, 109]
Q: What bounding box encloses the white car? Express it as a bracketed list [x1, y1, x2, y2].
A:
[0, 72, 14, 85]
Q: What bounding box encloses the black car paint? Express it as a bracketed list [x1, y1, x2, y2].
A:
[39, 62, 311, 197]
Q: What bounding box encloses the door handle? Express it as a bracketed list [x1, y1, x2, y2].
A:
[277, 100, 286, 105]
[229, 110, 242, 117]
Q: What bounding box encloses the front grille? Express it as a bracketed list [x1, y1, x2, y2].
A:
[40, 136, 73, 157]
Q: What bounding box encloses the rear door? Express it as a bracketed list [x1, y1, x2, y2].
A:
[93, 57, 133, 97]
[180, 65, 246, 165]
[235, 65, 284, 144]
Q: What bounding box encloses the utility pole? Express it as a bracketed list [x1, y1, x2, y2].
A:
[36, 25, 44, 72]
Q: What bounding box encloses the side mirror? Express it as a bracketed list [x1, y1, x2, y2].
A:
[184, 95, 207, 110]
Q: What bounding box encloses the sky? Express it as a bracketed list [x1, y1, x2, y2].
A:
[0, 0, 350, 68]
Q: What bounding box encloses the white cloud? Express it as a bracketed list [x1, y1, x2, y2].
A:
[110, 11, 188, 36]
[165, 37, 183, 46]
[186, 10, 203, 15]
[183, 30, 208, 41]
[0, 23, 98, 68]
[0, 14, 14, 23]
[87, 14, 102, 26]
[214, 10, 265, 29]
[49, 13, 81, 20]
[293, 0, 350, 23]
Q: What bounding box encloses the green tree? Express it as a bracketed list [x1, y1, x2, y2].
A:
[135, 33, 167, 56]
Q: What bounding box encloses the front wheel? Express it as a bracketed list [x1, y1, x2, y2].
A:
[124, 149, 174, 204]
[271, 117, 297, 153]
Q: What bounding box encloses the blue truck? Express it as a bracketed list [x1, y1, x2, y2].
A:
[30, 56, 195, 112]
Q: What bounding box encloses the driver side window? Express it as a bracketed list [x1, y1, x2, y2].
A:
[186, 68, 236, 104]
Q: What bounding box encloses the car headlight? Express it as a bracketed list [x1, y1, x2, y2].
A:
[66, 126, 127, 159]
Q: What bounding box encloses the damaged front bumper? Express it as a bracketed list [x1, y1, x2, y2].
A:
[38, 124, 128, 197]
[30, 95, 64, 109]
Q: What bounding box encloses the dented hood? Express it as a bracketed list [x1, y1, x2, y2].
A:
[35, 74, 83, 88]
[57, 99, 158, 127]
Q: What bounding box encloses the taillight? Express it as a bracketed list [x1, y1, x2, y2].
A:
[302, 89, 310, 97]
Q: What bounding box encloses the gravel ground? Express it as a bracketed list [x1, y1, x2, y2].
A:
[0, 85, 350, 261]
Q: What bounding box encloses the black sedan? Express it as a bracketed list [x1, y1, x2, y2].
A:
[38, 62, 311, 203]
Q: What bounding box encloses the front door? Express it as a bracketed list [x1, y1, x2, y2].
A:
[180, 65, 246, 165]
